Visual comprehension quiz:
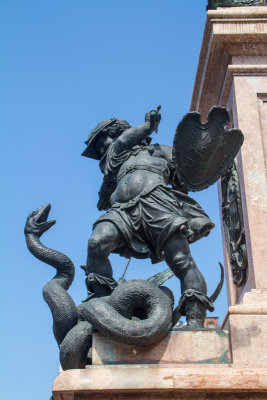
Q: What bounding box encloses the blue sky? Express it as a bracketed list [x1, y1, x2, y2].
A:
[1, 1, 227, 399]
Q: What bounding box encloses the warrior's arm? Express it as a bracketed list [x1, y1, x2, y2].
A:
[159, 144, 188, 194]
[113, 109, 161, 153]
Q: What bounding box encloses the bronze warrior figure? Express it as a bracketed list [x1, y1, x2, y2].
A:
[24, 106, 243, 370]
[82, 108, 217, 328]
[24, 105, 243, 372]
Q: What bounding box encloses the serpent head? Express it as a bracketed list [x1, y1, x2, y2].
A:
[24, 203, 56, 237]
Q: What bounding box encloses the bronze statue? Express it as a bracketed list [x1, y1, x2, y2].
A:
[82, 106, 243, 328]
[25, 105, 242, 370]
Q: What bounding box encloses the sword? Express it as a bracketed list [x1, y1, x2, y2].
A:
[118, 258, 131, 284]
[155, 105, 161, 134]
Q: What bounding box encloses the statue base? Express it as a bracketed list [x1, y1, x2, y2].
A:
[92, 329, 229, 365]
[52, 329, 267, 399]
[53, 329, 267, 400]
[53, 365, 267, 400]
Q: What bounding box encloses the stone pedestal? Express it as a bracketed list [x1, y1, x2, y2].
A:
[92, 329, 229, 365]
[53, 330, 267, 400]
[53, 366, 267, 400]
[191, 6, 267, 367]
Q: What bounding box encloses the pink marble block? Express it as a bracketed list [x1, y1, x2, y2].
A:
[53, 365, 267, 400]
[92, 329, 229, 365]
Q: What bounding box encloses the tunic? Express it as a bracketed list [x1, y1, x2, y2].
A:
[94, 143, 215, 263]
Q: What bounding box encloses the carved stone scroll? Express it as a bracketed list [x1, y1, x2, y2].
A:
[221, 161, 248, 287]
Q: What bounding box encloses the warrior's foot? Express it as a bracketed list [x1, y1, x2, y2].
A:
[87, 273, 117, 298]
[81, 267, 118, 301]
[179, 289, 214, 330]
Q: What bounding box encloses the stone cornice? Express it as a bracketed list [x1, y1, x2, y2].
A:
[191, 7, 267, 115]
[52, 366, 267, 399]
[220, 64, 267, 105]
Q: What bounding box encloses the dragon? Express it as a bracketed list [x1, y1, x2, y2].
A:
[24, 203, 224, 369]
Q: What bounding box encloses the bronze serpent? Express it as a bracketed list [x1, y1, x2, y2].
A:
[24, 204, 223, 369]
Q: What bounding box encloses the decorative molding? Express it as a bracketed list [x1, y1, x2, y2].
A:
[191, 7, 267, 115]
[220, 64, 267, 105]
[221, 160, 248, 287]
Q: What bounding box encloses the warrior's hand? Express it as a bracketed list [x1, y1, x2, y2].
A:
[145, 105, 161, 133]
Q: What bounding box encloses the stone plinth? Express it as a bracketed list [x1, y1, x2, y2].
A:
[92, 329, 229, 365]
[52, 365, 267, 400]
[191, 6, 267, 367]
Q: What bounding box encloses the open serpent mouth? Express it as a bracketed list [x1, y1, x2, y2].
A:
[34, 203, 52, 224]
[35, 204, 56, 232]
[25, 203, 56, 236]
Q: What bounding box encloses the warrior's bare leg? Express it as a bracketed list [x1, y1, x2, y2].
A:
[163, 232, 210, 328]
[163, 232, 206, 293]
[85, 221, 125, 297]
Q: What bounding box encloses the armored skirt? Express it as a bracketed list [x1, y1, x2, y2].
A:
[94, 185, 214, 263]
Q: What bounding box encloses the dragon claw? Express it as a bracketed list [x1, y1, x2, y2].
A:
[24, 203, 56, 237]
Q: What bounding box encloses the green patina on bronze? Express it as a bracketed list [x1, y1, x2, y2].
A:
[207, 0, 266, 10]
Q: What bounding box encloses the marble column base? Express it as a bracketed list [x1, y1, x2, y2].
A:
[52, 365, 267, 400]
[229, 289, 267, 366]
